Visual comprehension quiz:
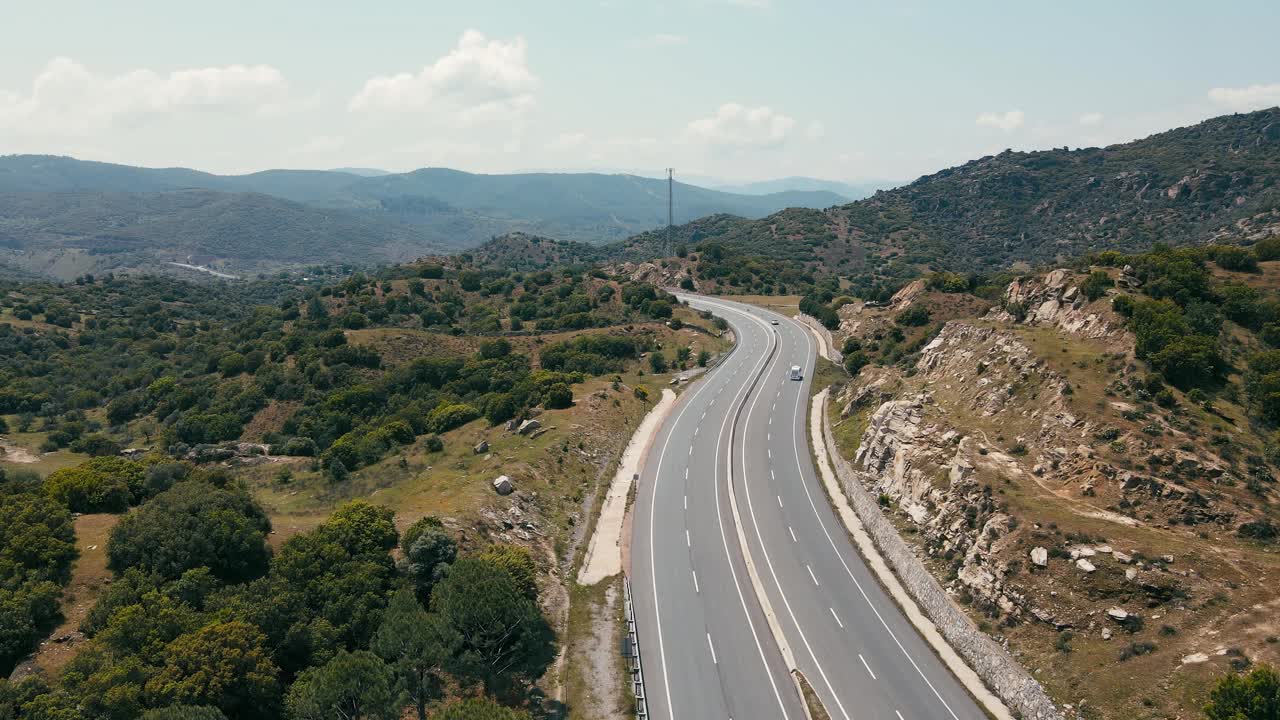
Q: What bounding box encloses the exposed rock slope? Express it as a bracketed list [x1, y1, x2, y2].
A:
[831, 269, 1280, 719]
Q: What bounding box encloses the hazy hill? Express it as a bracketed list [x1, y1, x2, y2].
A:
[624, 109, 1280, 278]
[0, 190, 444, 277]
[711, 176, 891, 200]
[0, 157, 852, 277]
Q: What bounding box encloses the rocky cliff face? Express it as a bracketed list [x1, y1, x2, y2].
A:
[831, 269, 1280, 718]
[994, 269, 1129, 343]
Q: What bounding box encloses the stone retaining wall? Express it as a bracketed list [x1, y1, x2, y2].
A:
[821, 408, 1063, 720]
[796, 313, 842, 364]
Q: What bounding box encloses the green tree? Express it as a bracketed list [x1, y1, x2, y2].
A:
[1081, 270, 1113, 301]
[286, 650, 397, 720]
[44, 456, 146, 513]
[894, 305, 930, 327]
[372, 591, 460, 720]
[431, 556, 555, 694]
[1204, 664, 1280, 720]
[543, 383, 573, 409]
[0, 489, 77, 587]
[401, 518, 456, 603]
[475, 546, 537, 601]
[844, 350, 870, 376]
[317, 501, 398, 557]
[146, 621, 280, 720]
[218, 352, 247, 377]
[648, 352, 667, 374]
[106, 481, 272, 583]
[479, 339, 512, 360]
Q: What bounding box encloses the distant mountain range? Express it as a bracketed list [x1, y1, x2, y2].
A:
[602, 108, 1280, 276]
[710, 177, 893, 200]
[0, 156, 846, 278]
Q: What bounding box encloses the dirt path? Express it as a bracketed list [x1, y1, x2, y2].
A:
[577, 389, 676, 586]
[0, 438, 40, 463]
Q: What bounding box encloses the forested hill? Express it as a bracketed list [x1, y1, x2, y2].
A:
[460, 232, 607, 271]
[612, 108, 1280, 281]
[0, 157, 844, 279]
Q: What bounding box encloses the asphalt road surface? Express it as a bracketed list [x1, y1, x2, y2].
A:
[631, 295, 986, 720]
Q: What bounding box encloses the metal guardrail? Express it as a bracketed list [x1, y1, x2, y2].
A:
[622, 576, 650, 719]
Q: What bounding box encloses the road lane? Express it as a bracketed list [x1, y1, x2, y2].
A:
[633, 293, 986, 720]
[631, 305, 801, 720]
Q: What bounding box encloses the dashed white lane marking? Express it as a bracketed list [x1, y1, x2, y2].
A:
[789, 526, 798, 543]
[707, 633, 718, 664]
[686, 530, 691, 547]
[767, 432, 771, 441]
[859, 654, 877, 680]
[768, 417, 772, 425]
[767, 449, 771, 459]
[692, 570, 700, 593]
[688, 446, 693, 456]
[683, 495, 687, 510]
[770, 468, 775, 480]
[807, 565, 819, 586]
[701, 411, 707, 420]
[776, 495, 784, 508]
[830, 607, 844, 629]
[896, 712, 905, 720]
[694, 427, 700, 436]
[684, 468, 689, 479]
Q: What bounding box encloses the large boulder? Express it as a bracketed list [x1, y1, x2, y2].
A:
[517, 419, 541, 435]
[492, 475, 513, 495]
[1030, 547, 1048, 567]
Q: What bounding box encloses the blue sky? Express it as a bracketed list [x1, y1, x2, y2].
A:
[2, 0, 1278, 183]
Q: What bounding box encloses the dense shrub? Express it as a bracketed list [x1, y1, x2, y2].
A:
[44, 457, 147, 512]
[106, 481, 272, 583]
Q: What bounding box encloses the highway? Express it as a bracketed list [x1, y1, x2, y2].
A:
[630, 295, 985, 720]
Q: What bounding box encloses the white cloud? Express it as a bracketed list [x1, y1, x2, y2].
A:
[806, 120, 826, 139]
[725, 0, 771, 7]
[348, 30, 537, 123]
[1208, 83, 1280, 112]
[1078, 112, 1104, 126]
[686, 103, 796, 148]
[975, 109, 1025, 131]
[0, 57, 287, 134]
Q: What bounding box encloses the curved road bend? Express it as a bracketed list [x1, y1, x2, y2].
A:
[631, 295, 986, 720]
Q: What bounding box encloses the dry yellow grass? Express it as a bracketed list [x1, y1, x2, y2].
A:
[30, 513, 120, 674]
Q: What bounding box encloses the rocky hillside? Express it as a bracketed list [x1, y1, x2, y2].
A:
[628, 109, 1280, 290]
[829, 265, 1280, 719]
